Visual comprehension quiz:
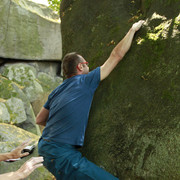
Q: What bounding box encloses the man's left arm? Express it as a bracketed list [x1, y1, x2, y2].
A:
[36, 107, 49, 126]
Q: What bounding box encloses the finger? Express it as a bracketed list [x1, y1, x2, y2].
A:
[33, 163, 43, 170]
[139, 20, 145, 25]
[28, 157, 44, 164]
[33, 157, 44, 163]
[20, 152, 30, 158]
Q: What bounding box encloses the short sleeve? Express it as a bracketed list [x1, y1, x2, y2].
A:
[44, 97, 50, 110]
[83, 67, 100, 92]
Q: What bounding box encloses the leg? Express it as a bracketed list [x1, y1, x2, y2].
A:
[38, 139, 119, 180]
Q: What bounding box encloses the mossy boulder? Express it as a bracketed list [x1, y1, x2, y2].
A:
[60, 0, 180, 179]
[0, 102, 10, 122]
[1, 63, 43, 102]
[0, 0, 62, 60]
[5, 97, 27, 124]
[37, 72, 63, 92]
[0, 62, 63, 134]
[0, 74, 40, 134]
[0, 123, 53, 180]
[1, 63, 63, 102]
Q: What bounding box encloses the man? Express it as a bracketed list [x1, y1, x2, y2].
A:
[0, 141, 44, 179]
[37, 20, 144, 179]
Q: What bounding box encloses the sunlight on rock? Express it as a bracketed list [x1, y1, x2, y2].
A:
[150, 12, 167, 21]
[29, 0, 49, 6]
[172, 13, 180, 38]
[147, 19, 172, 41]
[146, 12, 180, 41]
[136, 37, 145, 45]
[174, 13, 180, 25]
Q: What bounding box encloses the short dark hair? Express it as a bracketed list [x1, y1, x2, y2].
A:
[62, 52, 82, 78]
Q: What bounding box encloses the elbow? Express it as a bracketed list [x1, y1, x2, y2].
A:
[111, 49, 124, 61]
[36, 116, 40, 125]
[36, 118, 44, 126]
[36, 120, 39, 125]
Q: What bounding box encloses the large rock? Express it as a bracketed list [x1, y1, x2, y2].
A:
[0, 0, 62, 60]
[0, 74, 40, 134]
[0, 123, 53, 180]
[0, 62, 62, 134]
[5, 97, 27, 124]
[0, 63, 62, 102]
[60, 0, 180, 179]
[0, 102, 10, 123]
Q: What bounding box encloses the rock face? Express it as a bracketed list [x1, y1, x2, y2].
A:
[60, 0, 180, 179]
[0, 0, 62, 60]
[2, 63, 43, 102]
[6, 97, 27, 123]
[0, 1, 62, 179]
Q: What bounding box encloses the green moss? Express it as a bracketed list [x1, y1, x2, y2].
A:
[61, 0, 180, 178]
[0, 77, 18, 99]
[4, 2, 43, 58]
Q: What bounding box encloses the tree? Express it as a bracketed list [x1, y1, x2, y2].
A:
[48, 0, 62, 14]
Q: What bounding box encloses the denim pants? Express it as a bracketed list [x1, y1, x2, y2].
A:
[38, 138, 119, 180]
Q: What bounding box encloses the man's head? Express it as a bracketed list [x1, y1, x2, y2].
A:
[62, 52, 89, 78]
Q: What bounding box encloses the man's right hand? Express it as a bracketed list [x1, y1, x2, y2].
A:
[131, 20, 145, 32]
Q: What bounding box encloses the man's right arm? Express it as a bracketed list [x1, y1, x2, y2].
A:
[100, 20, 144, 81]
[36, 107, 49, 126]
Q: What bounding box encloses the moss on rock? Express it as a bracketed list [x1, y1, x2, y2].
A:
[61, 0, 180, 178]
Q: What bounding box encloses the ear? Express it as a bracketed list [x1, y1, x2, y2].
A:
[77, 63, 83, 71]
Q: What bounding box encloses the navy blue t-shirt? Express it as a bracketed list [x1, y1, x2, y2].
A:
[41, 67, 100, 146]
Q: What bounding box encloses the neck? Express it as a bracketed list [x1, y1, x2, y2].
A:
[67, 74, 76, 78]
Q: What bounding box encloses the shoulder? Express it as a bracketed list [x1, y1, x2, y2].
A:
[80, 67, 100, 91]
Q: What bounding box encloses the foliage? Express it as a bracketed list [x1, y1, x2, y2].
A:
[48, 0, 62, 14]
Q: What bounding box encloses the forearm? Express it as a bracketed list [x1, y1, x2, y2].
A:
[36, 121, 46, 126]
[0, 171, 21, 180]
[112, 27, 136, 59]
[100, 28, 136, 80]
[36, 107, 49, 126]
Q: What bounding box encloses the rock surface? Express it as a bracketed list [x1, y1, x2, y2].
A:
[60, 0, 180, 179]
[0, 0, 62, 60]
[0, 62, 62, 134]
[5, 97, 27, 124]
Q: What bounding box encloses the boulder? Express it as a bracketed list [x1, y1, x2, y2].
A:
[0, 0, 62, 60]
[1, 63, 62, 102]
[0, 62, 63, 134]
[0, 102, 10, 123]
[5, 97, 27, 124]
[1, 63, 43, 102]
[37, 71, 63, 91]
[0, 75, 40, 135]
[60, 0, 180, 178]
[0, 123, 53, 180]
